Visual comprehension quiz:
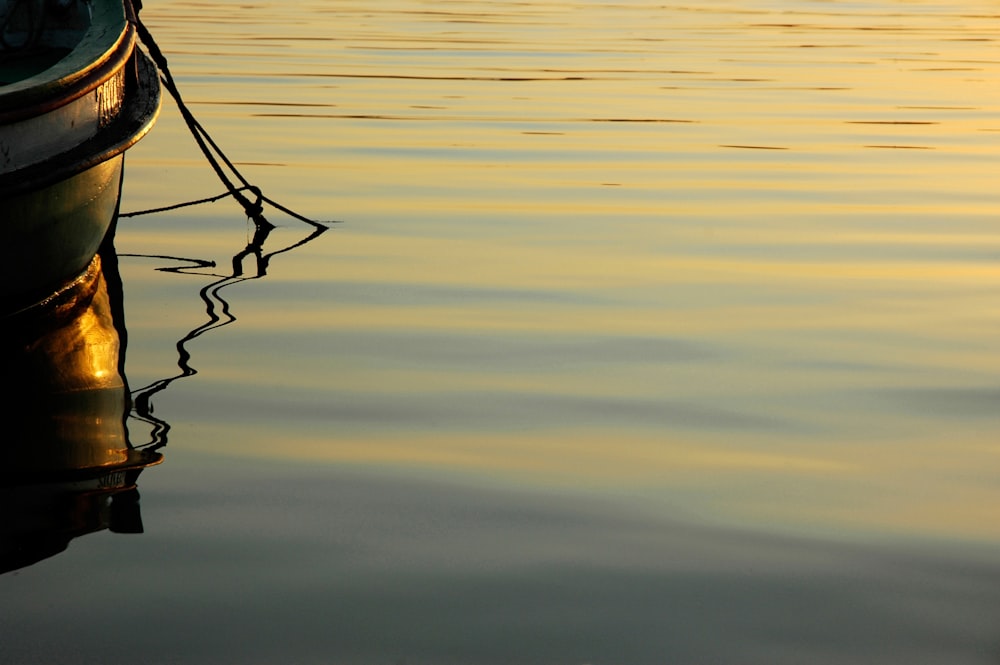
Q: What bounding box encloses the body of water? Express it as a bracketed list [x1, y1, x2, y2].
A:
[5, 1, 1000, 663]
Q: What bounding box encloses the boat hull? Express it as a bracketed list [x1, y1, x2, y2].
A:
[0, 38, 161, 314]
[0, 0, 137, 170]
[2, 156, 124, 312]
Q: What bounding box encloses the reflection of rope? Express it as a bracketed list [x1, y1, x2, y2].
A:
[112, 2, 334, 449]
[127, 0, 332, 228]
[120, 220, 327, 451]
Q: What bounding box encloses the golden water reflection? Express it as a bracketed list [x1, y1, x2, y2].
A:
[2, 1, 996, 661]
[120, 0, 1000, 549]
[1, 257, 161, 573]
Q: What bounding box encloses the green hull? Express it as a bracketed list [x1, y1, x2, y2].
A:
[2, 156, 124, 312]
[0, 48, 160, 314]
[1, 0, 160, 314]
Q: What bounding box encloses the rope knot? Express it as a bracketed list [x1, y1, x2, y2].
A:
[245, 186, 264, 219]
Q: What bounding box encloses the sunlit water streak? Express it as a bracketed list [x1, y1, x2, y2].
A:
[129, 0, 1000, 538]
[5, 1, 1000, 663]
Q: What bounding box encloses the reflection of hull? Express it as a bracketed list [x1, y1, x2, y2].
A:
[0, 0, 161, 313]
[1, 255, 161, 574]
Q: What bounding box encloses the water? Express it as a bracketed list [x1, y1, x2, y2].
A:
[5, 1, 1000, 663]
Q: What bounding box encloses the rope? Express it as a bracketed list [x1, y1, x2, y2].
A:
[127, 0, 331, 228]
[120, 187, 255, 218]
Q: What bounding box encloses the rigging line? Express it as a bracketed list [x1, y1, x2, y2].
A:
[127, 0, 332, 227]
[122, 189, 342, 227]
[128, 0, 261, 220]
[119, 188, 253, 218]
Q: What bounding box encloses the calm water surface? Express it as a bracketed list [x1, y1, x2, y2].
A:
[5, 1, 1000, 663]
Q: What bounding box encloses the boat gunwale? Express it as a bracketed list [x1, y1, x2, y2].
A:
[0, 45, 160, 198]
[0, 29, 136, 126]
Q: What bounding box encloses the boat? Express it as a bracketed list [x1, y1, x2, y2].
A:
[0, 0, 160, 314]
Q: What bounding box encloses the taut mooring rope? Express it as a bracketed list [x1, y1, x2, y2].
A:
[127, 0, 331, 228]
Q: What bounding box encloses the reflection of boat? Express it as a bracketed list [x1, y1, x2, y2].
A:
[0, 255, 162, 574]
[0, 215, 327, 574]
[0, 0, 160, 314]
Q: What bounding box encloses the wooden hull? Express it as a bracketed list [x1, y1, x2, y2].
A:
[0, 24, 161, 314]
[0, 0, 139, 171]
[2, 156, 124, 312]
